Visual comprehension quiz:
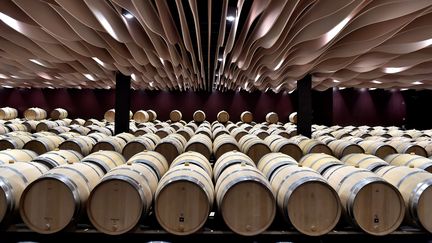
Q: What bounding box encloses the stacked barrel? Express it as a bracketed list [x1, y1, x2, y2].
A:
[2, 107, 432, 237]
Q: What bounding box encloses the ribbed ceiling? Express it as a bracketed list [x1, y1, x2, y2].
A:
[0, 0, 431, 91]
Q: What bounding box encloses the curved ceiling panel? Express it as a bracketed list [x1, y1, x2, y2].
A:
[0, 0, 430, 91]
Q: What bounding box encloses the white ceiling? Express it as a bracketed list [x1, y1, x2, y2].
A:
[0, 0, 432, 91]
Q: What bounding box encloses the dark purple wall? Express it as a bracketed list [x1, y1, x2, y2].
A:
[332, 88, 407, 127]
[0, 87, 425, 128]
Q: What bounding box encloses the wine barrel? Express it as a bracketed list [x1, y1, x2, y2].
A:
[104, 109, 132, 123]
[328, 140, 365, 159]
[87, 132, 109, 143]
[0, 161, 49, 223]
[264, 135, 303, 161]
[265, 112, 279, 124]
[32, 149, 83, 169]
[213, 151, 256, 182]
[415, 140, 432, 157]
[376, 166, 432, 233]
[133, 110, 149, 123]
[69, 125, 90, 135]
[122, 136, 158, 160]
[384, 154, 432, 173]
[154, 135, 185, 164]
[127, 151, 169, 179]
[49, 126, 71, 135]
[170, 151, 212, 177]
[87, 125, 113, 136]
[213, 134, 240, 159]
[288, 112, 297, 124]
[23, 136, 65, 155]
[81, 151, 126, 173]
[22, 120, 39, 133]
[217, 110, 230, 123]
[184, 134, 212, 159]
[20, 162, 104, 234]
[84, 119, 105, 127]
[5, 123, 28, 132]
[155, 164, 214, 235]
[0, 149, 37, 164]
[298, 139, 333, 155]
[193, 110, 206, 123]
[387, 140, 427, 157]
[323, 165, 404, 235]
[299, 153, 343, 174]
[359, 140, 397, 159]
[24, 107, 47, 121]
[257, 152, 298, 179]
[340, 153, 388, 171]
[91, 136, 127, 153]
[270, 165, 341, 236]
[155, 127, 176, 139]
[50, 108, 68, 120]
[70, 118, 85, 126]
[169, 110, 182, 122]
[240, 111, 253, 123]
[0, 107, 18, 120]
[0, 134, 33, 149]
[215, 164, 275, 236]
[239, 136, 271, 164]
[87, 162, 159, 235]
[147, 110, 157, 122]
[59, 136, 95, 156]
[58, 132, 80, 141]
[0, 125, 8, 135]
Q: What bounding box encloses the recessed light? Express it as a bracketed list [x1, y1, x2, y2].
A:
[371, 80, 382, 84]
[218, 57, 223, 61]
[339, 87, 346, 90]
[400, 88, 408, 91]
[226, 15, 236, 22]
[122, 9, 134, 19]
[412, 81, 423, 85]
[84, 74, 96, 81]
[369, 87, 377, 90]
[29, 59, 46, 67]
[333, 79, 340, 83]
[2, 85, 13, 88]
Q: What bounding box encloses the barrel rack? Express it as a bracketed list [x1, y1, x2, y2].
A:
[1, 214, 431, 243]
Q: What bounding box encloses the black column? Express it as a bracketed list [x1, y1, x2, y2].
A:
[114, 72, 131, 134]
[297, 74, 312, 137]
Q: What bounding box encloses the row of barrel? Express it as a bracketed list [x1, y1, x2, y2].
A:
[0, 107, 68, 121]
[0, 148, 432, 236]
[2, 118, 432, 171]
[1, 106, 295, 125]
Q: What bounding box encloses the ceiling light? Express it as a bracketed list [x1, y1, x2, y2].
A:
[218, 57, 223, 61]
[84, 74, 96, 81]
[383, 66, 409, 74]
[289, 90, 294, 94]
[92, 57, 105, 66]
[149, 82, 154, 87]
[29, 59, 46, 67]
[371, 80, 382, 84]
[131, 73, 136, 81]
[2, 85, 13, 88]
[122, 9, 134, 19]
[159, 58, 164, 65]
[244, 82, 248, 89]
[47, 86, 54, 89]
[254, 74, 261, 82]
[0, 74, 8, 79]
[339, 87, 346, 90]
[324, 17, 350, 44]
[369, 87, 377, 90]
[412, 81, 423, 85]
[333, 79, 340, 83]
[226, 15, 236, 22]
[274, 59, 284, 71]
[400, 88, 408, 91]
